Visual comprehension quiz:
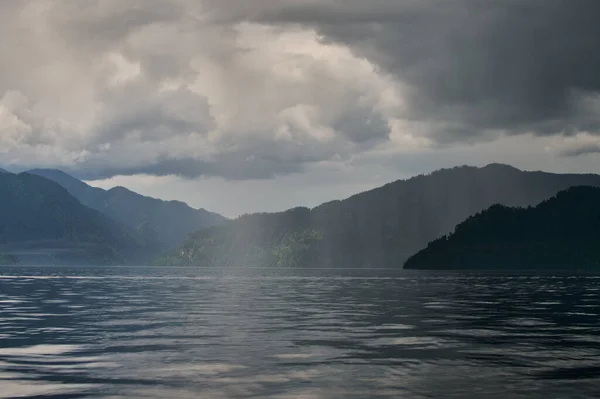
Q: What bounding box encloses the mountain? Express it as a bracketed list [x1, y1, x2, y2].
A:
[404, 186, 600, 270]
[0, 172, 145, 265]
[27, 169, 227, 252]
[155, 164, 600, 268]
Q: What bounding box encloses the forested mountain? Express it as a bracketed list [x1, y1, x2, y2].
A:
[156, 164, 600, 267]
[0, 172, 146, 265]
[405, 186, 600, 270]
[28, 169, 227, 252]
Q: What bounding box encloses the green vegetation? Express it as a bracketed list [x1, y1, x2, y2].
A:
[405, 186, 600, 270]
[156, 164, 600, 268]
[272, 229, 323, 267]
[154, 208, 321, 267]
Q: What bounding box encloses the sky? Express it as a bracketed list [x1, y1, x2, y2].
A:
[1, 1, 600, 217]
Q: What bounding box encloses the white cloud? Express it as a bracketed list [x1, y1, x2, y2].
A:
[0, 1, 411, 180]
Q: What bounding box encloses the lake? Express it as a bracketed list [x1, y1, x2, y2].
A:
[1, 267, 599, 398]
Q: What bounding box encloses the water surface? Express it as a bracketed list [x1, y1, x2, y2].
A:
[1, 267, 599, 398]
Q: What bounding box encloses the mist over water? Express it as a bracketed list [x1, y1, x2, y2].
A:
[1, 267, 600, 398]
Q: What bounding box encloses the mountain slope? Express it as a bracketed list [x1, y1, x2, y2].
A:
[0, 173, 145, 265]
[157, 164, 600, 268]
[28, 169, 227, 252]
[404, 186, 600, 270]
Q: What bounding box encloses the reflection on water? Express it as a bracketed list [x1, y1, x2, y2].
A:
[1, 267, 600, 398]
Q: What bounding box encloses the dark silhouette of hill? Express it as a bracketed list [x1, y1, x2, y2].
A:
[156, 164, 600, 267]
[0, 173, 146, 265]
[404, 186, 600, 270]
[28, 169, 227, 252]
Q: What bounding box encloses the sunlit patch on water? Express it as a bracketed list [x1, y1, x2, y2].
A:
[0, 381, 102, 399]
[0, 344, 83, 357]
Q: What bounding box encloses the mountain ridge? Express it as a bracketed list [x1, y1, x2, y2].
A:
[404, 185, 600, 270]
[27, 168, 227, 253]
[156, 163, 600, 268]
[0, 172, 146, 265]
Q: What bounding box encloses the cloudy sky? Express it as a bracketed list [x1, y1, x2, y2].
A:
[1, 1, 600, 217]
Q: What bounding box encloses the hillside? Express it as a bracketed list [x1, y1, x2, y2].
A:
[404, 186, 600, 270]
[28, 169, 227, 252]
[156, 164, 600, 268]
[0, 173, 145, 265]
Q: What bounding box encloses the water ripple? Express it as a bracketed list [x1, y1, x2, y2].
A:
[1, 267, 600, 398]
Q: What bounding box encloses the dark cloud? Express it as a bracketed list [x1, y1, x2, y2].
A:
[333, 106, 390, 143]
[70, 154, 304, 181]
[561, 145, 600, 157]
[252, 0, 600, 139]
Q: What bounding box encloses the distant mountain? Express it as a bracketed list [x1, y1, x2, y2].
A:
[28, 169, 227, 252]
[0, 173, 145, 265]
[405, 186, 600, 270]
[156, 164, 600, 268]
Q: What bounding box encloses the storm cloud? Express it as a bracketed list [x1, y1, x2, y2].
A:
[1, 0, 599, 187]
[250, 0, 600, 139]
